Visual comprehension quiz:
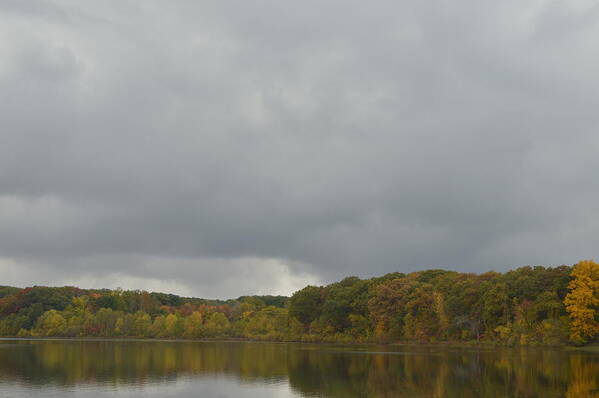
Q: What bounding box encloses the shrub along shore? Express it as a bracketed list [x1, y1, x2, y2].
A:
[1, 260, 598, 346]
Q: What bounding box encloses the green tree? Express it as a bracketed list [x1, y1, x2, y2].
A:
[288, 286, 324, 327]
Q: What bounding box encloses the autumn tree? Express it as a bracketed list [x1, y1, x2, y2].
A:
[35, 310, 67, 336]
[164, 313, 182, 337]
[564, 260, 599, 344]
[368, 274, 419, 341]
[244, 306, 289, 340]
[182, 311, 203, 339]
[204, 312, 230, 337]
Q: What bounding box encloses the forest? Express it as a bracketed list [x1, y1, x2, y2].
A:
[1, 260, 597, 346]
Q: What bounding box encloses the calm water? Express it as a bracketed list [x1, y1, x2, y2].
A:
[0, 339, 598, 397]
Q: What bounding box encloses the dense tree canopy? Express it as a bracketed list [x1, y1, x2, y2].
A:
[1, 262, 597, 345]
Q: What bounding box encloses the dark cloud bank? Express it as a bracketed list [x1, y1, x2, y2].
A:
[1, 0, 598, 298]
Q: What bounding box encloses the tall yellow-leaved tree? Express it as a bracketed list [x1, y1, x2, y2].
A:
[564, 260, 599, 344]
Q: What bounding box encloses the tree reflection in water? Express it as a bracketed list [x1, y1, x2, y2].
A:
[0, 340, 597, 398]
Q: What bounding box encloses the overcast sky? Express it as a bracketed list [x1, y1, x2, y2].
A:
[1, 0, 598, 298]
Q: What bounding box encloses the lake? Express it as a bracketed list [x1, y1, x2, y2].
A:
[0, 339, 597, 397]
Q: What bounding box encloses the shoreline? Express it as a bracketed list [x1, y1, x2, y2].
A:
[3, 336, 596, 350]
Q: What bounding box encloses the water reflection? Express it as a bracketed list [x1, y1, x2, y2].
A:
[0, 339, 598, 397]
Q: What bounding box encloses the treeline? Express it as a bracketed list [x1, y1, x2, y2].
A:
[1, 260, 598, 345]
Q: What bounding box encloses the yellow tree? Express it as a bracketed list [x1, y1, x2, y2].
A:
[183, 311, 203, 339]
[164, 313, 181, 337]
[36, 310, 67, 336]
[564, 260, 599, 344]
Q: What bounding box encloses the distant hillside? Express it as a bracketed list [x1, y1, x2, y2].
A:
[0, 286, 22, 299]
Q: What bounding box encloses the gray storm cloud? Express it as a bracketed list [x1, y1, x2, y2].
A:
[0, 0, 598, 298]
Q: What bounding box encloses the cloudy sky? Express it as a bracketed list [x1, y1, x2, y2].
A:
[1, 0, 598, 298]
